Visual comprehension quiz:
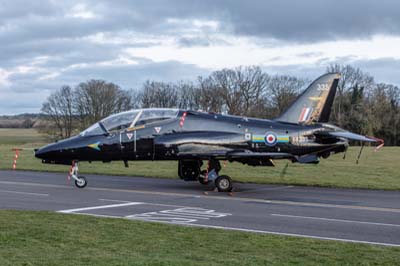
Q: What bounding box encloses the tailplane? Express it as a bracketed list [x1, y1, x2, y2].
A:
[275, 73, 340, 124]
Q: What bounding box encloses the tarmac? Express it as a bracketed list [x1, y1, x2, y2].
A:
[1, 170, 400, 247]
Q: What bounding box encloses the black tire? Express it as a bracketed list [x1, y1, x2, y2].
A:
[75, 176, 88, 188]
[215, 175, 233, 192]
[178, 160, 201, 181]
[198, 170, 211, 185]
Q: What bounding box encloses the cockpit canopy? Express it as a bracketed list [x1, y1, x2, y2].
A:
[81, 108, 179, 136]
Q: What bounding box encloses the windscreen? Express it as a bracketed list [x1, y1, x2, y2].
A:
[80, 109, 178, 136]
[101, 110, 140, 131]
[135, 109, 178, 126]
[80, 123, 104, 136]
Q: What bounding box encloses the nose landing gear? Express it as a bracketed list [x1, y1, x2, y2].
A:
[69, 161, 88, 188]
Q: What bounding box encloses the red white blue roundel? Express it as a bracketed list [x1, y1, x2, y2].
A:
[264, 132, 277, 146]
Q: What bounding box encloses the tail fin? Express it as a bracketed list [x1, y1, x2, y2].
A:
[275, 73, 340, 124]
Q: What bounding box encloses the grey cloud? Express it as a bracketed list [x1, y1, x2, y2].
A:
[0, 60, 210, 114]
[81, 0, 400, 42]
[59, 60, 210, 89]
[1, 0, 400, 115]
[2, 0, 400, 46]
[261, 57, 400, 86]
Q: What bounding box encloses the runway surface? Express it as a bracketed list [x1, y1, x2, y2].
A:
[1, 170, 400, 247]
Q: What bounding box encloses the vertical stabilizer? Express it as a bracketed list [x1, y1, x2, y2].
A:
[275, 73, 340, 124]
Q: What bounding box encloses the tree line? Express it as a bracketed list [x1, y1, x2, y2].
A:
[41, 64, 400, 146]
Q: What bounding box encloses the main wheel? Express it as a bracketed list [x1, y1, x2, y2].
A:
[198, 170, 211, 185]
[215, 175, 233, 192]
[75, 176, 87, 188]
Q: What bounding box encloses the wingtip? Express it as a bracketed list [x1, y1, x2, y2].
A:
[366, 136, 385, 151]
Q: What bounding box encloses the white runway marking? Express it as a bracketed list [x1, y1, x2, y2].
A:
[271, 214, 400, 227]
[0, 189, 48, 197]
[2, 180, 400, 213]
[185, 224, 400, 248]
[98, 198, 132, 203]
[126, 207, 231, 224]
[58, 202, 143, 213]
[58, 207, 400, 247]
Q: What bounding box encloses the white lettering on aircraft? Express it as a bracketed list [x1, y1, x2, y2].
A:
[317, 83, 329, 91]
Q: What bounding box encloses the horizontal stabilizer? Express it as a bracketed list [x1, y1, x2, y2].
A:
[315, 130, 384, 144]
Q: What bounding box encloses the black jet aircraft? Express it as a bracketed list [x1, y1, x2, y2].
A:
[35, 73, 384, 192]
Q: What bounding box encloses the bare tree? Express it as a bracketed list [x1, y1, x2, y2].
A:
[326, 64, 374, 127]
[41, 85, 74, 138]
[203, 66, 269, 116]
[266, 75, 307, 118]
[175, 81, 199, 110]
[196, 76, 224, 113]
[141, 81, 178, 108]
[74, 80, 133, 128]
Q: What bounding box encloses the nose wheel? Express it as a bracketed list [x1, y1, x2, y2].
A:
[69, 161, 88, 188]
[74, 176, 88, 188]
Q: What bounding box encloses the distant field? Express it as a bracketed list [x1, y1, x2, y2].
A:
[0, 128, 399, 190]
[0, 210, 399, 266]
[0, 128, 48, 145]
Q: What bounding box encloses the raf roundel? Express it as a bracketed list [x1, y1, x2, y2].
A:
[264, 132, 277, 146]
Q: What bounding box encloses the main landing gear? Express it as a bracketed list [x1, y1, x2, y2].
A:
[178, 159, 233, 192]
[69, 161, 88, 188]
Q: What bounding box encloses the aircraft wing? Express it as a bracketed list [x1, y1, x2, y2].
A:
[226, 151, 293, 159]
[315, 130, 384, 146]
[154, 131, 294, 161]
[323, 131, 377, 142]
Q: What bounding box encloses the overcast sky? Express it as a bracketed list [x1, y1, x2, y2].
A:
[1, 0, 400, 114]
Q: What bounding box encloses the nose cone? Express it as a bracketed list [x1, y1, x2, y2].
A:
[35, 142, 60, 160]
[35, 135, 96, 165]
[35, 136, 80, 161]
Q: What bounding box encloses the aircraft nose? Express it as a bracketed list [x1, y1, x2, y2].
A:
[34, 144, 54, 159]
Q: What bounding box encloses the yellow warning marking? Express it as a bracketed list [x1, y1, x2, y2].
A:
[127, 125, 145, 131]
[277, 137, 289, 141]
[309, 97, 322, 101]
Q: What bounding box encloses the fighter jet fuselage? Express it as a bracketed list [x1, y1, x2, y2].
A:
[34, 73, 383, 191]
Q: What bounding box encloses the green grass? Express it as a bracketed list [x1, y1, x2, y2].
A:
[0, 128, 399, 190]
[0, 128, 48, 145]
[0, 210, 399, 266]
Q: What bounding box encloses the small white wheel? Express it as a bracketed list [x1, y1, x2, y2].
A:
[75, 176, 87, 188]
[215, 175, 233, 192]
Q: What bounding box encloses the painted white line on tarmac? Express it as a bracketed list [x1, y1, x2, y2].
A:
[98, 198, 132, 203]
[0, 189, 48, 197]
[64, 210, 400, 248]
[2, 180, 400, 213]
[185, 223, 400, 248]
[126, 207, 231, 224]
[58, 202, 143, 213]
[271, 213, 400, 227]
[99, 198, 188, 208]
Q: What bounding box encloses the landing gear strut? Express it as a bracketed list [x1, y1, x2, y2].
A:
[202, 159, 233, 192]
[69, 161, 88, 188]
[178, 159, 233, 192]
